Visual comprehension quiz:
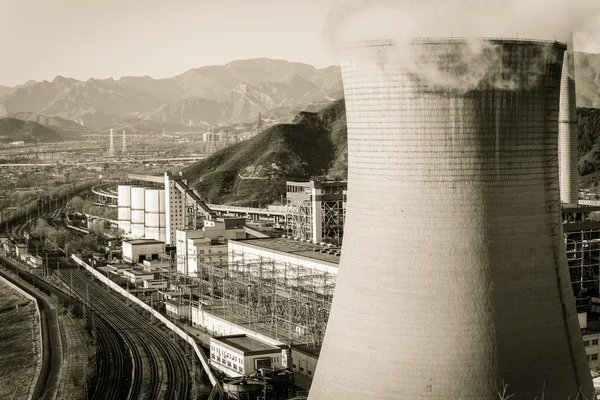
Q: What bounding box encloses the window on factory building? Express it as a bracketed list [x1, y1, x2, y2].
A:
[293, 364, 296, 369]
[308, 370, 312, 375]
[593, 354, 599, 360]
[300, 367, 304, 372]
[593, 339, 599, 345]
[585, 341, 591, 347]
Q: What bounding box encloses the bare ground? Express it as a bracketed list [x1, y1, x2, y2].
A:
[55, 307, 94, 400]
[0, 280, 40, 399]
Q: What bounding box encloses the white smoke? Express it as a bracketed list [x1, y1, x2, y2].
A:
[325, 0, 600, 91]
[324, 0, 600, 54]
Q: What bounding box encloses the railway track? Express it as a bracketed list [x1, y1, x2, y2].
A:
[0, 256, 131, 400]
[63, 266, 191, 399]
[7, 206, 193, 399]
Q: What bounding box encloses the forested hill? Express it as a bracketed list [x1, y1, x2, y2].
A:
[182, 99, 347, 206]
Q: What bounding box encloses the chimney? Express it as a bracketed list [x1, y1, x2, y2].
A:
[558, 33, 579, 205]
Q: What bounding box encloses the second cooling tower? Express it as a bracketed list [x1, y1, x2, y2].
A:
[308, 39, 593, 400]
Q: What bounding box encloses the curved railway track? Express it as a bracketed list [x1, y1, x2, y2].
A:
[0, 256, 131, 400]
[5, 207, 194, 400]
[65, 267, 191, 400]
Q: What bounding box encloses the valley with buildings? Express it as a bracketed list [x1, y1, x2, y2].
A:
[4, 2, 600, 400]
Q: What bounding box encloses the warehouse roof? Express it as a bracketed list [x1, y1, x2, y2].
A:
[231, 237, 341, 266]
[213, 334, 281, 354]
[124, 239, 165, 245]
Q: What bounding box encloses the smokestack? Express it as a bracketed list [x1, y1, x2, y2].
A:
[308, 38, 593, 400]
[558, 33, 579, 205]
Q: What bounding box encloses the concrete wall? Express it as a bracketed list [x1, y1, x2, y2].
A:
[309, 39, 594, 400]
[191, 306, 286, 347]
[291, 349, 318, 378]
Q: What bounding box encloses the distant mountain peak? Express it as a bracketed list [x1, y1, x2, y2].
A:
[0, 58, 343, 130]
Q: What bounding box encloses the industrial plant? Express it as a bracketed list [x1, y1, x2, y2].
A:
[4, 23, 600, 399]
[63, 35, 600, 398]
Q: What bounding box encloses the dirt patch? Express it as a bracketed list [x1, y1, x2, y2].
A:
[0, 280, 40, 399]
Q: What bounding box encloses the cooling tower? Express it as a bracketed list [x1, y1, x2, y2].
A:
[308, 39, 594, 400]
[558, 34, 579, 205]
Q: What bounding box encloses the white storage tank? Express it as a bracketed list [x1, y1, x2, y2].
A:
[144, 188, 163, 241]
[130, 186, 146, 238]
[158, 189, 166, 242]
[117, 185, 132, 233]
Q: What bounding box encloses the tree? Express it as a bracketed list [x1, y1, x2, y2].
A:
[67, 196, 85, 212]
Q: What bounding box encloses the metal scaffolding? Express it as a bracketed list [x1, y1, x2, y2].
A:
[286, 199, 312, 241]
[194, 248, 335, 347]
[286, 180, 346, 246]
[563, 207, 600, 312]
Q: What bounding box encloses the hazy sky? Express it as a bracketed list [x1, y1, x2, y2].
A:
[1, 0, 599, 87]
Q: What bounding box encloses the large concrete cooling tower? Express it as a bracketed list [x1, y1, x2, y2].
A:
[559, 34, 579, 205]
[308, 39, 594, 400]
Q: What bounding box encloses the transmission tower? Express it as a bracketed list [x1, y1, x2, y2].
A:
[256, 112, 264, 136]
[108, 129, 115, 157]
[122, 129, 127, 154]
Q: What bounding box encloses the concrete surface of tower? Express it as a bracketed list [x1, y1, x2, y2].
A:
[559, 34, 579, 205]
[308, 38, 594, 400]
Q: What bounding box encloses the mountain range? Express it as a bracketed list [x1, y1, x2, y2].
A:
[0, 59, 343, 131]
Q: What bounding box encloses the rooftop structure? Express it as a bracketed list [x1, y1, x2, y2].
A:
[210, 334, 285, 377]
[232, 237, 340, 267]
[286, 179, 346, 246]
[309, 38, 594, 400]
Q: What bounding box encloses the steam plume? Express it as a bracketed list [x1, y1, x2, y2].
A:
[325, 0, 600, 90]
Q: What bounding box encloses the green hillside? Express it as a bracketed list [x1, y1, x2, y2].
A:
[0, 117, 62, 143]
[183, 99, 347, 205]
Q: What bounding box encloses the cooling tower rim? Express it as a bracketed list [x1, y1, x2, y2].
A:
[344, 37, 567, 50]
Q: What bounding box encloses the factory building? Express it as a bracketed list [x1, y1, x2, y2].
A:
[176, 229, 205, 276]
[117, 173, 216, 246]
[165, 298, 191, 320]
[122, 269, 156, 285]
[210, 335, 286, 377]
[308, 38, 594, 400]
[122, 239, 165, 264]
[176, 217, 247, 277]
[286, 179, 346, 246]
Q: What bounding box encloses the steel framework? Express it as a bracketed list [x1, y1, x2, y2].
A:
[286, 180, 346, 246]
[286, 199, 312, 241]
[193, 249, 335, 347]
[563, 208, 600, 312]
